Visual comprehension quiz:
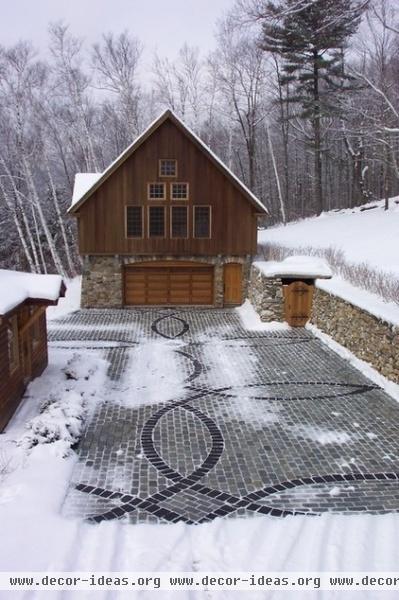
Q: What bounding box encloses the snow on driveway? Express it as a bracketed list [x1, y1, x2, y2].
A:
[1, 307, 399, 599]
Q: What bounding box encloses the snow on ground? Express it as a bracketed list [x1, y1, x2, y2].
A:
[288, 424, 354, 446]
[258, 198, 399, 325]
[1, 334, 399, 597]
[47, 276, 81, 321]
[236, 299, 290, 331]
[258, 198, 399, 276]
[122, 340, 187, 406]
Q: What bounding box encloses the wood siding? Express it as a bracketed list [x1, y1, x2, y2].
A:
[0, 306, 48, 432]
[76, 119, 258, 256]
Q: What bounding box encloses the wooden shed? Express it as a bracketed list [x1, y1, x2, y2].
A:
[69, 110, 268, 308]
[0, 270, 64, 431]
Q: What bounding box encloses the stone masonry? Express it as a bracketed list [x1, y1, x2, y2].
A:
[312, 287, 399, 384]
[248, 263, 284, 321]
[81, 255, 251, 308]
[248, 264, 398, 385]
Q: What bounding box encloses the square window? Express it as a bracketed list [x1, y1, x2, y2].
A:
[149, 206, 165, 237]
[171, 206, 188, 238]
[194, 206, 211, 238]
[126, 206, 143, 237]
[159, 159, 177, 177]
[148, 183, 165, 200]
[171, 183, 189, 200]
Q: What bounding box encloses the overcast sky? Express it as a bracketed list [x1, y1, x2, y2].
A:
[1, 0, 234, 60]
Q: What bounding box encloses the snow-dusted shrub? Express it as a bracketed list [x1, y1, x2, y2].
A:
[63, 353, 95, 381]
[17, 352, 104, 455]
[20, 391, 85, 453]
[259, 242, 399, 305]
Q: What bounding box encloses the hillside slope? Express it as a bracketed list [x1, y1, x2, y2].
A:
[258, 198, 399, 277]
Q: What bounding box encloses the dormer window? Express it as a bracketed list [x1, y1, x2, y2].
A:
[159, 159, 177, 177]
[148, 183, 165, 200]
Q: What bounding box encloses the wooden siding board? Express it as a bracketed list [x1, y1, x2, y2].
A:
[0, 307, 48, 432]
[77, 119, 258, 256]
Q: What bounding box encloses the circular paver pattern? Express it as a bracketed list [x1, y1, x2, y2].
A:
[53, 309, 399, 524]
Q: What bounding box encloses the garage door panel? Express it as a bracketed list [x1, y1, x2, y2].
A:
[124, 265, 214, 305]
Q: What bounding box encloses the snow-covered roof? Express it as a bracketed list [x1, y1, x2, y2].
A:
[68, 109, 268, 214]
[0, 270, 64, 316]
[71, 173, 102, 208]
[253, 256, 333, 279]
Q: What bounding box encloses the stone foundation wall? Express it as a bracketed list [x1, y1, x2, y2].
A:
[248, 265, 284, 321]
[312, 288, 399, 384]
[81, 256, 123, 308]
[81, 254, 251, 308]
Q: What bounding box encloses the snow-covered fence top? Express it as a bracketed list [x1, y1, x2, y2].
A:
[253, 256, 333, 280]
[0, 269, 64, 315]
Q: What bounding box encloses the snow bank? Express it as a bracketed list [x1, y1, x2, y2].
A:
[0, 269, 64, 315]
[47, 277, 81, 320]
[236, 299, 290, 331]
[258, 198, 399, 276]
[254, 255, 332, 279]
[12, 350, 107, 455]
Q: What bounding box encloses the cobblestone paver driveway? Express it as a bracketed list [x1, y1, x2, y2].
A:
[48, 309, 399, 524]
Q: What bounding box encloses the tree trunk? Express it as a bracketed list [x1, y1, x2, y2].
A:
[45, 157, 77, 276]
[313, 51, 323, 215]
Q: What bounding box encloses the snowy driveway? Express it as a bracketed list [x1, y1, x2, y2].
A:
[48, 309, 399, 524]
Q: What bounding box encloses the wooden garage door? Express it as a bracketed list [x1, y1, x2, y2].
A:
[124, 264, 214, 305]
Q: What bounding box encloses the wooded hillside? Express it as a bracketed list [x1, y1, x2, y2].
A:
[0, 0, 398, 276]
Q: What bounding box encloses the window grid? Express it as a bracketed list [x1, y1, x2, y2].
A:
[171, 206, 188, 238]
[194, 206, 211, 239]
[148, 183, 165, 200]
[171, 182, 189, 200]
[159, 159, 177, 177]
[148, 206, 165, 237]
[126, 206, 143, 238]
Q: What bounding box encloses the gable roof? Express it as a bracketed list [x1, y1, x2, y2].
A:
[68, 109, 268, 214]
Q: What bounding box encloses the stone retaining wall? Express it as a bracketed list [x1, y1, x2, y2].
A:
[81, 255, 251, 308]
[248, 263, 398, 383]
[312, 287, 399, 384]
[248, 264, 284, 321]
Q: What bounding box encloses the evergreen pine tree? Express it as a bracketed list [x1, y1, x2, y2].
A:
[261, 0, 367, 214]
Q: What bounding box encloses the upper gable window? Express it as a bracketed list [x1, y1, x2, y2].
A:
[171, 183, 189, 200]
[148, 183, 165, 200]
[159, 159, 177, 177]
